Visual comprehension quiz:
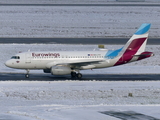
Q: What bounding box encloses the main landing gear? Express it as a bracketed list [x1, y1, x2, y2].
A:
[25, 69, 30, 78]
[71, 72, 82, 79]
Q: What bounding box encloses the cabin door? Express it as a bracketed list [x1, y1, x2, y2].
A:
[25, 53, 31, 63]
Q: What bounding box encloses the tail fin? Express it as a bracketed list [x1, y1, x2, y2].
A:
[114, 23, 152, 66]
[121, 23, 151, 55]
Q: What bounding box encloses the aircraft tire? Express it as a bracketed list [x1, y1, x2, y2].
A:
[71, 72, 77, 77]
[25, 74, 29, 78]
[77, 73, 82, 79]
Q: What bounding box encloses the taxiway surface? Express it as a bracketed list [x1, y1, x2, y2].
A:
[1, 3, 160, 6]
[0, 38, 160, 44]
[1, 73, 160, 81]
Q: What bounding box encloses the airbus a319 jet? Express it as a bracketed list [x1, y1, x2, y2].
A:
[5, 23, 154, 79]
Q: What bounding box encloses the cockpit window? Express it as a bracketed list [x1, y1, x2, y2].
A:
[11, 56, 20, 59]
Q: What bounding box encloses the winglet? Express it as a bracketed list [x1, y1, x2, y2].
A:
[135, 23, 151, 35]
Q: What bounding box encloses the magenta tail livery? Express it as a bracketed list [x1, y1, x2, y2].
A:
[5, 23, 154, 78]
[114, 23, 152, 66]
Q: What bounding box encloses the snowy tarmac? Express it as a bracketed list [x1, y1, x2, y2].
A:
[1, 81, 160, 120]
[1, 4, 160, 38]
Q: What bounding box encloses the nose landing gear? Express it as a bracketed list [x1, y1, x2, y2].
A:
[25, 69, 30, 78]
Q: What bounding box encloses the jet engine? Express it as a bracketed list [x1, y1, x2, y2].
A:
[51, 66, 71, 75]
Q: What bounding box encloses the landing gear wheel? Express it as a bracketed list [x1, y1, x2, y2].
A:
[25, 69, 30, 78]
[25, 74, 29, 78]
[76, 73, 82, 79]
[71, 72, 77, 77]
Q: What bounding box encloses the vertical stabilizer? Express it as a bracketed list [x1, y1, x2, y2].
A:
[122, 23, 151, 55]
[114, 23, 151, 66]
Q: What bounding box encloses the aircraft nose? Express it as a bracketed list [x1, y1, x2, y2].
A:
[5, 60, 12, 67]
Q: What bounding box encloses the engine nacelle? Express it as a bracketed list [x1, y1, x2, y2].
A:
[51, 66, 71, 75]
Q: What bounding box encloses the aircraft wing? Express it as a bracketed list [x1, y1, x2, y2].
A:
[56, 59, 105, 69]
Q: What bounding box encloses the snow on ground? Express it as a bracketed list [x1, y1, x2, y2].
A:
[1, 44, 160, 74]
[0, 0, 159, 4]
[1, 81, 160, 120]
[0, 6, 160, 38]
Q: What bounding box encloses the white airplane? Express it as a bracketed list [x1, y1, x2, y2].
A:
[5, 23, 154, 79]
